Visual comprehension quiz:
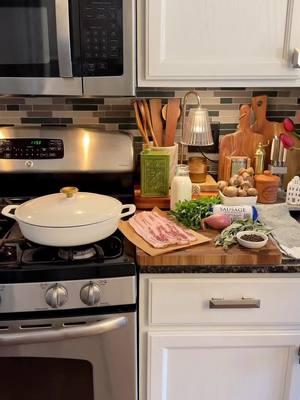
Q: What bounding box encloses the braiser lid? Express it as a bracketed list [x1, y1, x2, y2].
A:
[15, 187, 122, 228]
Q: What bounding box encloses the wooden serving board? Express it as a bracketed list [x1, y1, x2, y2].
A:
[136, 230, 282, 266]
[252, 95, 283, 143]
[134, 188, 170, 210]
[192, 174, 218, 193]
[251, 95, 284, 166]
[118, 208, 211, 256]
[218, 105, 265, 180]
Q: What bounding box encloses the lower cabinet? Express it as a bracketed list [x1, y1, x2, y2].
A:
[140, 275, 300, 400]
[147, 331, 300, 400]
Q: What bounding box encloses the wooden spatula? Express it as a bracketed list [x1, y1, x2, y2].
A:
[149, 99, 163, 146]
[164, 98, 181, 147]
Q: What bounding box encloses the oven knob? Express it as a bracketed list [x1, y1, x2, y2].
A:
[45, 284, 68, 308]
[80, 282, 101, 306]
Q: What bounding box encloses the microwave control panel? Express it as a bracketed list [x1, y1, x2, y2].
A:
[81, 0, 123, 76]
[0, 139, 64, 159]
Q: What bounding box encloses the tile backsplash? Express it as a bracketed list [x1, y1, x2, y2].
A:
[0, 87, 299, 133]
[0, 87, 299, 176]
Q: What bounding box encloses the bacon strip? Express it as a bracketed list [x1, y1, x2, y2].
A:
[129, 211, 197, 248]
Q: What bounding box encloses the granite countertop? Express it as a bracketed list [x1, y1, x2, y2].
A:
[139, 258, 300, 274]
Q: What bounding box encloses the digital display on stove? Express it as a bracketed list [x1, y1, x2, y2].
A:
[0, 138, 64, 159]
[30, 140, 42, 146]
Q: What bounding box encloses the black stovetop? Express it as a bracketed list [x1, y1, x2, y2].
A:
[0, 220, 136, 284]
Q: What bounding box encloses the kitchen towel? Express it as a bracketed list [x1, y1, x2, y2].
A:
[256, 203, 300, 259]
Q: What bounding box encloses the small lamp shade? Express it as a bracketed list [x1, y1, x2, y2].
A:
[182, 107, 213, 146]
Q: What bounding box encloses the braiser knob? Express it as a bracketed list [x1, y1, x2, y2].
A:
[80, 282, 101, 306]
[45, 284, 68, 308]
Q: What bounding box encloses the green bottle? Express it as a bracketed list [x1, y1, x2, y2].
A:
[140, 148, 170, 197]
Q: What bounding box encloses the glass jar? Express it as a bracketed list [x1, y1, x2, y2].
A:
[188, 156, 207, 183]
[170, 164, 192, 210]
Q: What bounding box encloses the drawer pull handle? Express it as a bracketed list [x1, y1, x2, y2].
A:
[209, 298, 260, 309]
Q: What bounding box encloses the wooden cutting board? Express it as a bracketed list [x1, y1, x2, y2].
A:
[252, 95, 300, 186]
[119, 207, 211, 256]
[218, 104, 265, 180]
[252, 95, 283, 142]
[136, 230, 282, 266]
[251, 95, 284, 165]
[134, 188, 170, 210]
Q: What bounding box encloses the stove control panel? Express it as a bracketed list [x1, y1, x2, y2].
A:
[0, 139, 64, 159]
[0, 276, 136, 313]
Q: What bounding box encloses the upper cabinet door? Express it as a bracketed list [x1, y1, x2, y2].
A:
[138, 0, 300, 86]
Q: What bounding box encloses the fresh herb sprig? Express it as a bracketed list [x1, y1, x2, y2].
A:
[215, 219, 270, 250]
[169, 196, 221, 230]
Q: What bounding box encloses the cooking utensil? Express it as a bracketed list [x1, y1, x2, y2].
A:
[270, 135, 280, 166]
[164, 98, 181, 146]
[218, 104, 265, 180]
[142, 99, 159, 147]
[133, 101, 150, 146]
[137, 100, 148, 137]
[161, 103, 181, 122]
[278, 141, 284, 166]
[2, 187, 136, 247]
[149, 99, 163, 146]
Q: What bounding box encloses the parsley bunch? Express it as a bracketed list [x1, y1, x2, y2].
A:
[169, 197, 221, 230]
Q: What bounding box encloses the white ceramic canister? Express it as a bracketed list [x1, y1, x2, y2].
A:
[170, 164, 192, 210]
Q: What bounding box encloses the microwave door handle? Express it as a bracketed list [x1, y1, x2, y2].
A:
[0, 316, 128, 346]
[55, 0, 73, 77]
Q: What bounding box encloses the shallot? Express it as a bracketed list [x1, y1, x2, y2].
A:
[201, 213, 231, 230]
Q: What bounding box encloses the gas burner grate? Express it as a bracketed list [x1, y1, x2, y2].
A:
[20, 235, 123, 266]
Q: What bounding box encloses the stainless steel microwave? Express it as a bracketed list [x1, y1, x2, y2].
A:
[0, 0, 135, 96]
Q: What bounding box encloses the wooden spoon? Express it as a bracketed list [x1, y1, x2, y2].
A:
[142, 99, 159, 147]
[137, 100, 149, 139]
[149, 99, 163, 146]
[164, 98, 181, 146]
[133, 101, 150, 146]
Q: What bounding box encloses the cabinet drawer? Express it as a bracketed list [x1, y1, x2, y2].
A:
[148, 277, 300, 326]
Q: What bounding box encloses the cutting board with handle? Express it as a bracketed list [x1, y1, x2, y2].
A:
[252, 95, 300, 186]
[251, 95, 283, 142]
[251, 95, 284, 165]
[218, 104, 265, 180]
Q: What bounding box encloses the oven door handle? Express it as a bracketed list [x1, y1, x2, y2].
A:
[55, 0, 73, 78]
[0, 316, 128, 346]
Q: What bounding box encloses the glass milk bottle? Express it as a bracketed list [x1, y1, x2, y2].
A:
[170, 164, 192, 210]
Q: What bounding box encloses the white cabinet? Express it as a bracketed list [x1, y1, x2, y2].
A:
[138, 0, 300, 87]
[148, 332, 300, 400]
[139, 275, 300, 400]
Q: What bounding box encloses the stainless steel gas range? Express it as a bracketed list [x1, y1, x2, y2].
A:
[0, 127, 137, 400]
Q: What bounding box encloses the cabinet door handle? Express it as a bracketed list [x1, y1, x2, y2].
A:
[292, 48, 300, 68]
[209, 298, 261, 309]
